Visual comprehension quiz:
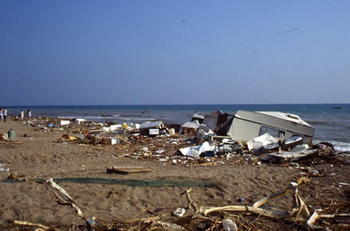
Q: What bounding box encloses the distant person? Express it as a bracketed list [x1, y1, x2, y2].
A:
[3, 107, 7, 123]
[20, 110, 24, 120]
[27, 109, 32, 118]
[0, 108, 3, 122]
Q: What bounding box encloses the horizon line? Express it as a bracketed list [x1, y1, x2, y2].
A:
[2, 103, 349, 107]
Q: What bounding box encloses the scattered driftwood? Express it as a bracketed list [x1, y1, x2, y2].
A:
[154, 221, 186, 231]
[296, 176, 310, 185]
[195, 162, 217, 166]
[308, 212, 350, 227]
[11, 178, 349, 231]
[200, 186, 310, 220]
[123, 216, 185, 230]
[183, 188, 198, 214]
[198, 185, 350, 229]
[115, 134, 131, 144]
[36, 178, 85, 220]
[35, 178, 112, 231]
[0, 140, 22, 144]
[12, 220, 54, 230]
[125, 216, 160, 224]
[106, 166, 151, 174]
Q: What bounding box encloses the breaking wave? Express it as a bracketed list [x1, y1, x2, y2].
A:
[116, 116, 157, 121]
[58, 114, 157, 123]
[314, 140, 350, 153]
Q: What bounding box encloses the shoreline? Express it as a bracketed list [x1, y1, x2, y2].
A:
[2, 104, 350, 145]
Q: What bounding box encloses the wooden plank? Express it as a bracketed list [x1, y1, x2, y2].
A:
[106, 166, 151, 174]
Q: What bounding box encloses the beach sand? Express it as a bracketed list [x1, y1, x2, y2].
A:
[0, 118, 349, 230]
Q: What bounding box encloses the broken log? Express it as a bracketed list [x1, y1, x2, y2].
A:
[106, 166, 151, 174]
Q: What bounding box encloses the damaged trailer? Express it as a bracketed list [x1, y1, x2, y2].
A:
[227, 110, 314, 143]
[139, 121, 167, 136]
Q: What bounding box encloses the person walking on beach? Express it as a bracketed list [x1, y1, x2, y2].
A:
[20, 110, 24, 120]
[27, 109, 32, 118]
[3, 107, 7, 123]
[0, 108, 3, 122]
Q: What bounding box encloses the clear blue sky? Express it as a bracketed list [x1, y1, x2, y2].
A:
[1, 0, 349, 105]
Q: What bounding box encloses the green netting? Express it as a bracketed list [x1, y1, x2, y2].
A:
[2, 178, 217, 187]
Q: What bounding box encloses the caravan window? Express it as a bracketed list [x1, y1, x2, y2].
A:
[259, 126, 285, 139]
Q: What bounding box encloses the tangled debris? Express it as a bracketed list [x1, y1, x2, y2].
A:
[10, 178, 350, 231]
[17, 112, 348, 168]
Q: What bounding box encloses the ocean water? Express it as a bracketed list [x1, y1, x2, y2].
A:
[6, 104, 350, 152]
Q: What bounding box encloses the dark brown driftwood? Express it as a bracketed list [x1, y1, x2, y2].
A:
[106, 166, 151, 174]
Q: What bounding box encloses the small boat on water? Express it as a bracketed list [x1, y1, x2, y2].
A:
[333, 106, 342, 110]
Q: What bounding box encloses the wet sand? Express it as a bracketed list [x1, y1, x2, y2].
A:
[0, 118, 349, 230]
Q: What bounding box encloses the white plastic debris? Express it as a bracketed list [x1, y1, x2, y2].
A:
[173, 208, 186, 217]
[155, 150, 165, 154]
[58, 120, 70, 126]
[178, 141, 216, 158]
[0, 163, 9, 172]
[247, 133, 278, 151]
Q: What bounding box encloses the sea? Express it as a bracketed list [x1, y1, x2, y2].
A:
[6, 104, 350, 152]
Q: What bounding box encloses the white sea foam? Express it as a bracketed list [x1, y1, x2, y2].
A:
[58, 116, 79, 119]
[314, 140, 350, 153]
[117, 116, 156, 121]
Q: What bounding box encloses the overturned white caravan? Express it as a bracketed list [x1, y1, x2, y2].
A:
[227, 110, 314, 143]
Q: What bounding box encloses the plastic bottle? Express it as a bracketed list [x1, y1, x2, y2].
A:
[222, 218, 238, 231]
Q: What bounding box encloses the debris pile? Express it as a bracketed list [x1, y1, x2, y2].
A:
[12, 110, 347, 169]
[35, 110, 346, 168]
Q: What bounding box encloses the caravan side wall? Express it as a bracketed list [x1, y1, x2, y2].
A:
[227, 111, 314, 142]
[228, 118, 262, 141]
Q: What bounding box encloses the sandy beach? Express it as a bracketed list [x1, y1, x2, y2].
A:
[0, 117, 349, 231]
